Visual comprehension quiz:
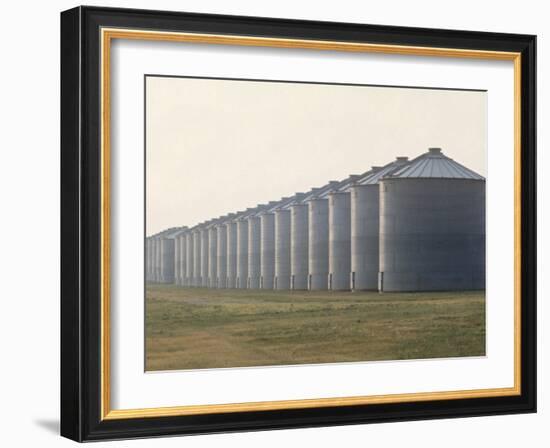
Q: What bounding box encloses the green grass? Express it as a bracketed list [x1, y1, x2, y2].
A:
[145, 285, 485, 371]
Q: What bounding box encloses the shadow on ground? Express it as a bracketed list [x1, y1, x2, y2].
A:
[34, 419, 59, 435]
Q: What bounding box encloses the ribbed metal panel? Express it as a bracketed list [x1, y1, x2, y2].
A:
[154, 227, 186, 285]
[145, 238, 152, 282]
[200, 228, 209, 287]
[174, 236, 181, 285]
[349, 158, 409, 291]
[274, 209, 291, 290]
[174, 235, 182, 285]
[154, 237, 161, 282]
[379, 177, 485, 292]
[216, 224, 227, 288]
[290, 203, 309, 290]
[260, 213, 275, 289]
[179, 233, 187, 286]
[355, 158, 410, 186]
[328, 191, 351, 290]
[151, 237, 157, 282]
[185, 232, 194, 286]
[160, 238, 175, 283]
[236, 219, 249, 288]
[192, 230, 201, 287]
[226, 221, 238, 288]
[247, 216, 261, 289]
[389, 148, 485, 180]
[308, 197, 329, 290]
[208, 227, 217, 288]
[350, 184, 379, 290]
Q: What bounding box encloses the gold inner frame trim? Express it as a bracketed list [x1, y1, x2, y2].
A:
[100, 27, 522, 421]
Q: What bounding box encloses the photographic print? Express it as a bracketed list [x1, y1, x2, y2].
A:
[61, 7, 536, 440]
[145, 76, 487, 372]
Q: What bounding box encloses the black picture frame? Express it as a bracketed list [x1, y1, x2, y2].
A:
[61, 5, 536, 442]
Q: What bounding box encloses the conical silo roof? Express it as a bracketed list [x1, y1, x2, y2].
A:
[307, 180, 342, 200]
[331, 173, 364, 193]
[276, 192, 307, 210]
[386, 148, 484, 180]
[260, 195, 297, 214]
[238, 203, 271, 219]
[169, 226, 188, 237]
[156, 226, 187, 239]
[216, 212, 238, 225]
[293, 181, 339, 204]
[355, 156, 411, 185]
[256, 200, 281, 215]
[289, 186, 322, 205]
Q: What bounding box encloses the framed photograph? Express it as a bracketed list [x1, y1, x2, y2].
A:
[60, 6, 536, 442]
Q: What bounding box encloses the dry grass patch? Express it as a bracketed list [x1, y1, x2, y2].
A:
[145, 285, 485, 371]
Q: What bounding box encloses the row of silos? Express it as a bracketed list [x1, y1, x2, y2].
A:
[146, 227, 187, 284]
[146, 148, 486, 292]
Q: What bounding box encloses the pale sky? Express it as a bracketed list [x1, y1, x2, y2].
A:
[146, 76, 486, 236]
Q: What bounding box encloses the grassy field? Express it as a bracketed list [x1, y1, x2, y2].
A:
[145, 285, 485, 371]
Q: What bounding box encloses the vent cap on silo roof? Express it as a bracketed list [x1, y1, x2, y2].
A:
[277, 193, 304, 210]
[356, 156, 410, 185]
[330, 175, 359, 193]
[388, 148, 484, 180]
[314, 181, 340, 198]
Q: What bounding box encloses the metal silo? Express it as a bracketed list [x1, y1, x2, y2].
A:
[179, 230, 188, 286]
[289, 185, 332, 290]
[236, 215, 250, 288]
[185, 231, 194, 286]
[234, 206, 266, 289]
[274, 209, 292, 290]
[274, 194, 305, 290]
[226, 219, 238, 288]
[350, 157, 409, 291]
[308, 181, 339, 290]
[258, 200, 284, 289]
[200, 224, 209, 287]
[171, 229, 187, 285]
[208, 223, 218, 287]
[174, 235, 181, 285]
[290, 200, 310, 290]
[160, 237, 175, 283]
[154, 235, 161, 282]
[327, 175, 361, 291]
[149, 237, 154, 282]
[172, 230, 185, 285]
[260, 211, 275, 289]
[145, 237, 152, 282]
[379, 148, 486, 292]
[150, 237, 156, 282]
[192, 228, 201, 287]
[158, 227, 185, 284]
[247, 213, 262, 289]
[216, 214, 233, 288]
[150, 236, 157, 282]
